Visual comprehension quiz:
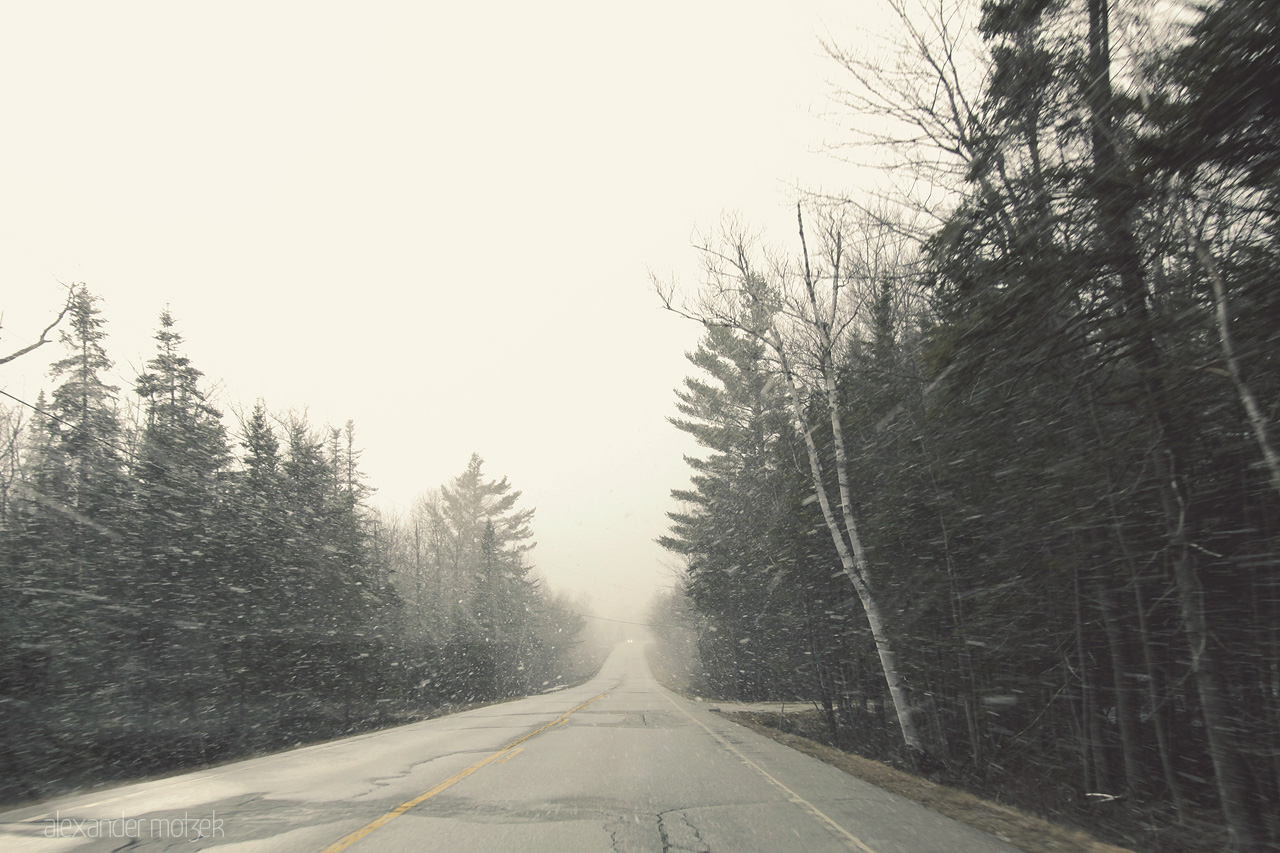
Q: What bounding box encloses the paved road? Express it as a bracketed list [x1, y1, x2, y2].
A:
[0, 643, 1020, 852]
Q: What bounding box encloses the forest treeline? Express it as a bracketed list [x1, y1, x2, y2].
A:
[0, 296, 595, 805]
[653, 2, 1279, 851]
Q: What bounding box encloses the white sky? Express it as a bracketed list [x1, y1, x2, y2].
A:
[1, 0, 894, 623]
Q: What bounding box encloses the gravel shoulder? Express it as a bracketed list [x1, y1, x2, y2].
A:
[718, 710, 1136, 853]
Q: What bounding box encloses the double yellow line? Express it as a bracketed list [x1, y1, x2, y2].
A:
[319, 693, 607, 853]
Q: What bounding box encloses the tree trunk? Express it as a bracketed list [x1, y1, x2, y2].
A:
[1086, 2, 1263, 845]
[776, 211, 926, 761]
[1092, 396, 1189, 816]
[1180, 213, 1280, 501]
[1132, 570, 1187, 818]
[773, 337, 924, 759]
[1075, 565, 1106, 794]
[1097, 581, 1145, 796]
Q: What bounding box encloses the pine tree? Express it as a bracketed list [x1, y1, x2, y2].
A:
[220, 402, 291, 745]
[45, 287, 128, 554]
[1, 289, 134, 796]
[663, 326, 797, 699]
[130, 308, 232, 745]
[438, 454, 536, 697]
[918, 2, 1274, 842]
[661, 323, 863, 705]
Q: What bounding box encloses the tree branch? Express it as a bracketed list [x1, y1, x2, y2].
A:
[0, 284, 77, 368]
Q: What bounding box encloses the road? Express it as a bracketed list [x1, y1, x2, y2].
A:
[0, 642, 1020, 852]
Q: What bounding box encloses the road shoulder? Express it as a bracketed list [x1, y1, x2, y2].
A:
[717, 711, 1134, 853]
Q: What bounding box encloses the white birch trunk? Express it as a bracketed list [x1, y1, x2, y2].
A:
[772, 330, 925, 756]
[658, 216, 925, 757]
[1179, 211, 1280, 501]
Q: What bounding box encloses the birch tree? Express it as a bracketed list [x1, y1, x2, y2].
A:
[659, 207, 928, 759]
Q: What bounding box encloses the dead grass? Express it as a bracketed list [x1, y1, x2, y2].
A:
[720, 710, 1136, 853]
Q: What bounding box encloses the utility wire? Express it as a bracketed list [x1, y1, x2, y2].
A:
[0, 387, 137, 464]
[579, 612, 680, 628]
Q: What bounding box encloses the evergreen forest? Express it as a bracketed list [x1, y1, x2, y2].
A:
[653, 2, 1280, 851]
[0, 295, 595, 805]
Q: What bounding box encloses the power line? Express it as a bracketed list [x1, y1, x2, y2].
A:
[579, 612, 679, 628]
[0, 387, 137, 464]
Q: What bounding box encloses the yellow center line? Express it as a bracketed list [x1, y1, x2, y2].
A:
[660, 690, 877, 853]
[318, 693, 606, 853]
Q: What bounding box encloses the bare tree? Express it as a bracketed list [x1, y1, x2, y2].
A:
[0, 403, 27, 521]
[0, 284, 79, 368]
[819, 0, 988, 236]
[659, 205, 927, 759]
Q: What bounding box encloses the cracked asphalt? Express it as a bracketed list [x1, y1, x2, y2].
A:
[0, 643, 1021, 852]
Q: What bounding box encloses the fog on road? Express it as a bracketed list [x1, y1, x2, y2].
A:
[1, 643, 1020, 852]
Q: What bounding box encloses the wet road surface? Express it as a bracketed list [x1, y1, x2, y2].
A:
[1, 643, 1020, 852]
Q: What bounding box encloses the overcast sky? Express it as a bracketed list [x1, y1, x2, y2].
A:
[1, 0, 893, 623]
